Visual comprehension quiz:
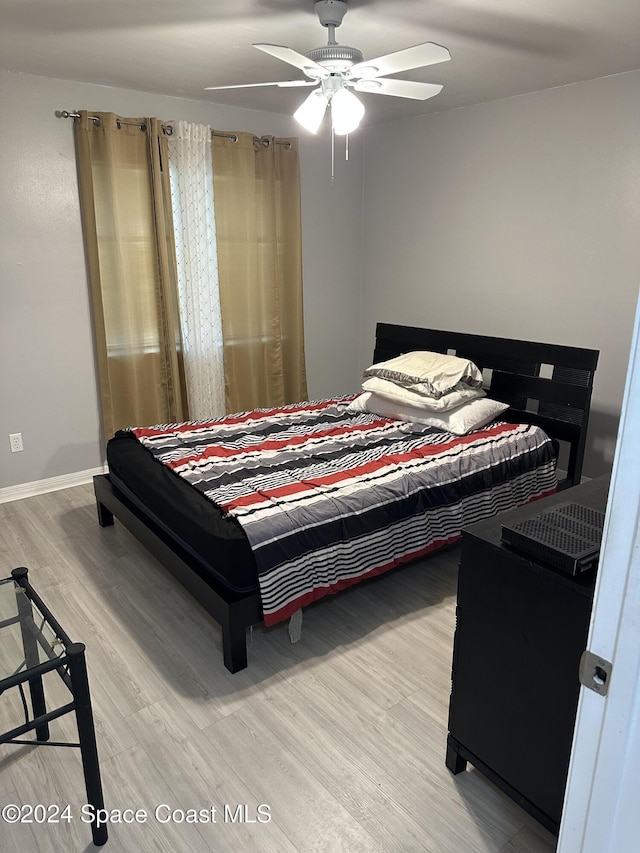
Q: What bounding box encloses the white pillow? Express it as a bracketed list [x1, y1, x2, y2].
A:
[347, 392, 510, 435]
[363, 350, 483, 399]
[362, 376, 485, 411]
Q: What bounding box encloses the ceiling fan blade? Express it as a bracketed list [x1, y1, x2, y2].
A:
[205, 80, 316, 91]
[349, 42, 451, 79]
[253, 44, 329, 79]
[352, 78, 443, 100]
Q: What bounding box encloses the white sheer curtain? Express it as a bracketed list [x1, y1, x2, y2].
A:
[167, 120, 226, 420]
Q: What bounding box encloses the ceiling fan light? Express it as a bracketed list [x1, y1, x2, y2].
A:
[293, 89, 328, 133]
[331, 88, 365, 135]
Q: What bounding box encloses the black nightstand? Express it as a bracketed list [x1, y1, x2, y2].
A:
[446, 476, 609, 834]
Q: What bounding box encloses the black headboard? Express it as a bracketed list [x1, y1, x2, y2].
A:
[373, 323, 599, 490]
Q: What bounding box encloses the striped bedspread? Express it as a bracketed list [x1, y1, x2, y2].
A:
[131, 397, 557, 625]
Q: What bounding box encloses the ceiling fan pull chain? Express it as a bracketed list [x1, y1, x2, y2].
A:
[345, 133, 349, 162]
[331, 126, 335, 181]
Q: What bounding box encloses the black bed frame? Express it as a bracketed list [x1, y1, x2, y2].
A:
[93, 323, 599, 673]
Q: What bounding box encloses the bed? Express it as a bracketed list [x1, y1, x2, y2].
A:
[93, 323, 599, 672]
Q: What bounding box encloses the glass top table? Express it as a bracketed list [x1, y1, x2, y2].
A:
[0, 574, 67, 675]
[0, 567, 108, 846]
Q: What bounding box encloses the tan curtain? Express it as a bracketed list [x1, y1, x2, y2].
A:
[74, 111, 188, 440]
[211, 132, 307, 412]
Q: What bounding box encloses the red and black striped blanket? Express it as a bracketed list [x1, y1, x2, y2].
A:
[131, 397, 557, 625]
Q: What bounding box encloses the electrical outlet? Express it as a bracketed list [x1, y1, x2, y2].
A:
[9, 433, 24, 453]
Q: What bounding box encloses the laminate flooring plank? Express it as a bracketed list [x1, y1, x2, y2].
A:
[334, 571, 458, 661]
[6, 733, 106, 852]
[202, 706, 386, 853]
[0, 791, 39, 852]
[251, 655, 525, 852]
[1, 511, 64, 571]
[125, 695, 298, 852]
[498, 821, 557, 852]
[243, 671, 443, 852]
[31, 580, 171, 719]
[98, 743, 216, 853]
[388, 686, 450, 742]
[58, 575, 227, 713]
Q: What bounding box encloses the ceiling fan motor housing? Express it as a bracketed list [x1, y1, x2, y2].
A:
[305, 45, 363, 74]
[315, 1, 349, 29]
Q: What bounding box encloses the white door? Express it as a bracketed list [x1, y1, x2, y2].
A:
[558, 288, 640, 852]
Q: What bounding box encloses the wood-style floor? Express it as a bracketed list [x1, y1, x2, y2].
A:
[0, 484, 557, 852]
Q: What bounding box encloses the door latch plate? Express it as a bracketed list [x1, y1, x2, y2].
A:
[579, 650, 612, 696]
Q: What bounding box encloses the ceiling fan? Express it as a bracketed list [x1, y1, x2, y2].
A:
[205, 0, 451, 135]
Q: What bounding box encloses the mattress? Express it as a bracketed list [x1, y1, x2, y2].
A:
[107, 430, 259, 593]
[109, 398, 557, 622]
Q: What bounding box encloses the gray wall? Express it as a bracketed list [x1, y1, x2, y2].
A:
[0, 69, 363, 489]
[359, 70, 640, 478]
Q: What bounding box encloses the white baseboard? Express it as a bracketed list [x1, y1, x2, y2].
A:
[0, 465, 107, 505]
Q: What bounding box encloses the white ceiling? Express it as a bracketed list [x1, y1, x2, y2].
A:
[2, 0, 639, 126]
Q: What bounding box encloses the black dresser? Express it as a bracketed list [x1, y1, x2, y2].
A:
[446, 476, 609, 834]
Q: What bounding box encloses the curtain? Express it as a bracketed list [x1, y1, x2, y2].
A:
[74, 111, 188, 439]
[167, 121, 226, 420]
[211, 132, 307, 412]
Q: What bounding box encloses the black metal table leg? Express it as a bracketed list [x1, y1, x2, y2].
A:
[66, 643, 108, 846]
[4, 568, 108, 847]
[13, 568, 50, 742]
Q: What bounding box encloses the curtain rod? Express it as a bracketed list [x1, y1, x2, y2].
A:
[56, 111, 291, 148]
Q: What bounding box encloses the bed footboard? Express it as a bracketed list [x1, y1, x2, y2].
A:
[93, 474, 261, 673]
